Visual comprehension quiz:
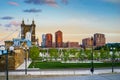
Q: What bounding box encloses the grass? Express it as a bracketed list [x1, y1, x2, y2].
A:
[28, 62, 120, 69]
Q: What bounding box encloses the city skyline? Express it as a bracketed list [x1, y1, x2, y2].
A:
[0, 0, 120, 45]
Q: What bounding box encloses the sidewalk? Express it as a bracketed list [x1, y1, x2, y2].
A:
[0, 73, 120, 80]
[0, 68, 120, 76]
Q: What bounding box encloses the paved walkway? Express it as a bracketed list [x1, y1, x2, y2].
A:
[24, 74, 120, 80]
[0, 73, 120, 80]
[0, 68, 120, 76]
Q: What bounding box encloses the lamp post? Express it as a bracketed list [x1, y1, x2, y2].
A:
[90, 37, 94, 74]
[0, 46, 8, 80]
[27, 47, 30, 61]
[111, 47, 115, 73]
[23, 45, 29, 75]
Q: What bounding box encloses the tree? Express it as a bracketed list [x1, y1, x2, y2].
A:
[69, 48, 78, 60]
[48, 49, 53, 61]
[100, 48, 108, 60]
[49, 48, 59, 61]
[53, 49, 59, 61]
[40, 49, 47, 61]
[62, 49, 69, 62]
[94, 50, 100, 60]
[77, 49, 83, 61]
[84, 49, 91, 60]
[29, 46, 39, 67]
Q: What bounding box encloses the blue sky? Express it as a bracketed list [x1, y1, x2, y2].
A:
[0, 0, 120, 44]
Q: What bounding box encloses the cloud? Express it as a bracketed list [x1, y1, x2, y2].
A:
[4, 21, 21, 27]
[45, 0, 58, 7]
[24, 0, 67, 7]
[24, 0, 57, 5]
[23, 8, 42, 13]
[10, 21, 21, 27]
[0, 16, 14, 20]
[4, 24, 12, 27]
[61, 0, 68, 5]
[0, 24, 2, 26]
[8, 1, 19, 6]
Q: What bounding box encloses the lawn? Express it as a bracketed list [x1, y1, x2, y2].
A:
[29, 62, 120, 69]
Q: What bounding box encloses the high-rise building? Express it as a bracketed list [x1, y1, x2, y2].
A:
[82, 38, 93, 49]
[94, 33, 106, 47]
[55, 30, 63, 48]
[41, 34, 46, 48]
[21, 20, 36, 45]
[45, 33, 52, 48]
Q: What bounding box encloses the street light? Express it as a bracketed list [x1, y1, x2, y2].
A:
[110, 47, 115, 73]
[23, 45, 29, 75]
[90, 37, 94, 74]
[0, 46, 8, 80]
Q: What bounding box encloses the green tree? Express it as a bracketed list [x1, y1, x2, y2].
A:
[49, 48, 59, 61]
[84, 49, 91, 60]
[53, 49, 59, 61]
[62, 49, 69, 62]
[29, 46, 39, 67]
[69, 48, 78, 60]
[94, 50, 100, 60]
[48, 49, 54, 61]
[100, 48, 108, 60]
[77, 49, 83, 61]
[40, 49, 47, 61]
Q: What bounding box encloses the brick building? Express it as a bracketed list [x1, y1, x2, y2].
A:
[55, 30, 63, 48]
[82, 38, 93, 49]
[45, 33, 52, 48]
[67, 42, 79, 48]
[94, 33, 106, 47]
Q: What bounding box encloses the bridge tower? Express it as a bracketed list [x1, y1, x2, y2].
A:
[21, 20, 36, 45]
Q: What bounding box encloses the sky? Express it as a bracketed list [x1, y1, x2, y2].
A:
[0, 0, 120, 45]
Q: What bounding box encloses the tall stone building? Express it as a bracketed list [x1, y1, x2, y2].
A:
[45, 33, 52, 48]
[94, 33, 106, 47]
[21, 20, 36, 45]
[55, 30, 63, 48]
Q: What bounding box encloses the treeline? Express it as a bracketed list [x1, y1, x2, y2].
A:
[29, 45, 120, 62]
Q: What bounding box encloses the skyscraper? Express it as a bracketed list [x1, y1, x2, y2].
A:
[94, 33, 106, 47]
[45, 33, 52, 48]
[55, 30, 63, 48]
[41, 34, 46, 48]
